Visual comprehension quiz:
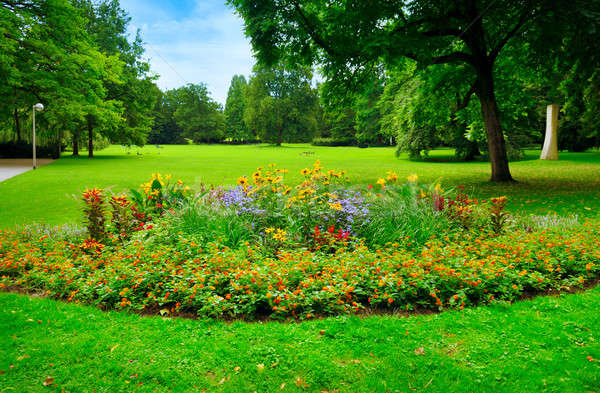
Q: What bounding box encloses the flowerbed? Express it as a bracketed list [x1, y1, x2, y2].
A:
[1, 161, 597, 320]
[1, 223, 599, 320]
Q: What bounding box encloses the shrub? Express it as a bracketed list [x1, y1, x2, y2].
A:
[311, 137, 355, 146]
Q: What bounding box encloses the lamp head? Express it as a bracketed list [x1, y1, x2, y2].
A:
[33, 103, 44, 111]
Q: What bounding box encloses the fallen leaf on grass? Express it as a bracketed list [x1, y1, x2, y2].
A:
[414, 347, 425, 356]
[42, 377, 54, 386]
[351, 359, 361, 364]
[16, 355, 30, 361]
[280, 383, 286, 389]
[256, 363, 265, 371]
[233, 366, 241, 372]
[587, 355, 595, 362]
[110, 344, 120, 352]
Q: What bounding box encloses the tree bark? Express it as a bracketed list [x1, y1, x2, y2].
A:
[87, 116, 94, 158]
[14, 108, 21, 142]
[73, 132, 79, 156]
[476, 66, 514, 182]
[57, 127, 62, 159]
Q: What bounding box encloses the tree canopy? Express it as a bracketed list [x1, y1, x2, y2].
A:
[244, 65, 318, 146]
[229, 0, 597, 181]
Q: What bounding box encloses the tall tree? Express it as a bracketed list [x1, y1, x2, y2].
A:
[172, 84, 225, 143]
[229, 0, 577, 181]
[0, 0, 123, 157]
[73, 0, 158, 156]
[224, 75, 251, 141]
[147, 88, 186, 145]
[244, 65, 318, 146]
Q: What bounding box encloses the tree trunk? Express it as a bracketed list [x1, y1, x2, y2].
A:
[73, 132, 79, 156]
[476, 66, 513, 182]
[57, 128, 62, 159]
[276, 126, 282, 146]
[87, 116, 94, 158]
[14, 108, 21, 142]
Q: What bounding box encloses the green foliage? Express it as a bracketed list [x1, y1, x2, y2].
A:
[172, 84, 225, 143]
[147, 89, 186, 144]
[244, 65, 318, 145]
[311, 137, 354, 147]
[224, 75, 251, 141]
[0, 0, 159, 156]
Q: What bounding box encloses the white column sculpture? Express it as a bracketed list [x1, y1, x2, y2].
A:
[540, 103, 559, 160]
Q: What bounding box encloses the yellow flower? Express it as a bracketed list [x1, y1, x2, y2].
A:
[386, 171, 398, 183]
[282, 186, 291, 195]
[407, 174, 418, 183]
[272, 228, 287, 242]
[265, 227, 275, 234]
[298, 188, 315, 196]
[165, 174, 172, 181]
[301, 168, 311, 176]
[237, 176, 249, 186]
[376, 178, 386, 187]
[434, 183, 442, 193]
[329, 202, 343, 211]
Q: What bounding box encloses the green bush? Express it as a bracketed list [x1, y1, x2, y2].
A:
[311, 137, 355, 146]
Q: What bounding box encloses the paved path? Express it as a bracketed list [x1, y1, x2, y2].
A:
[0, 158, 55, 182]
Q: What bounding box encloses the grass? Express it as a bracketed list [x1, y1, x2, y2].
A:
[0, 144, 598, 227]
[1, 288, 599, 392]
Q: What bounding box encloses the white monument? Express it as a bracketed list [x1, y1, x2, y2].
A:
[540, 104, 559, 160]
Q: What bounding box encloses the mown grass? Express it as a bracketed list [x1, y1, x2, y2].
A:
[1, 289, 599, 392]
[0, 144, 598, 227]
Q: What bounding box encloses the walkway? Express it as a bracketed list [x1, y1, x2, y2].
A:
[0, 158, 54, 182]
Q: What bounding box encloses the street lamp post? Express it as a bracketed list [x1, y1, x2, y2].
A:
[32, 103, 44, 169]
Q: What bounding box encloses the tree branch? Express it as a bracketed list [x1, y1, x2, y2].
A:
[293, 2, 338, 57]
[432, 51, 476, 67]
[456, 80, 478, 110]
[489, 7, 538, 61]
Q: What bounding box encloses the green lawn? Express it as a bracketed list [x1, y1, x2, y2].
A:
[1, 289, 599, 392]
[0, 144, 598, 227]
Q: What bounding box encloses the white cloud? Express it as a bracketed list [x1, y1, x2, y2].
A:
[121, 0, 255, 105]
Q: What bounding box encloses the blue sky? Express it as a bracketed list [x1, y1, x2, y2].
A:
[120, 0, 254, 104]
